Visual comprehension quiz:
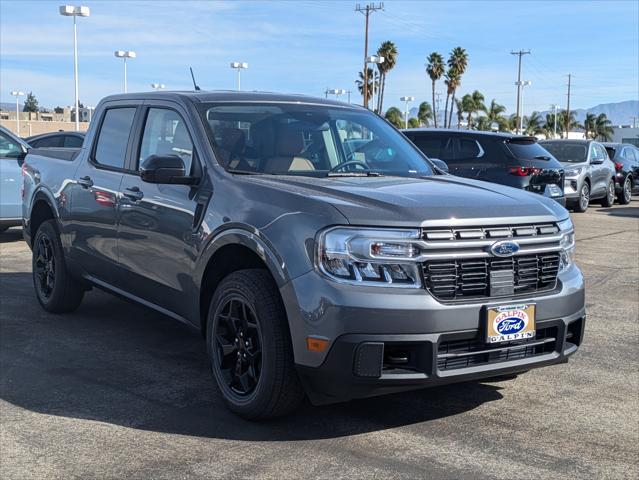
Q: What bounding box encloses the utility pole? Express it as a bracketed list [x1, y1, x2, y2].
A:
[630, 116, 636, 128]
[356, 3, 383, 109]
[510, 49, 530, 134]
[565, 74, 572, 136]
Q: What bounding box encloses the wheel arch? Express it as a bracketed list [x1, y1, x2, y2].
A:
[28, 190, 60, 239]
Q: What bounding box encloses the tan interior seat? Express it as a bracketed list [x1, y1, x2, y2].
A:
[263, 129, 314, 173]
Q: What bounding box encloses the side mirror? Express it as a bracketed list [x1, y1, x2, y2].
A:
[140, 154, 197, 185]
[431, 158, 449, 173]
[590, 157, 604, 165]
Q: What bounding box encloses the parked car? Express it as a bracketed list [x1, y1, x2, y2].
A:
[539, 140, 616, 212]
[0, 126, 28, 233]
[23, 91, 585, 419]
[602, 142, 639, 204]
[402, 129, 566, 205]
[26, 131, 85, 149]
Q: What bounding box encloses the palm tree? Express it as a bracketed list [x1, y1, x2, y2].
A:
[384, 107, 404, 128]
[407, 117, 421, 128]
[355, 68, 378, 109]
[524, 111, 544, 136]
[426, 52, 445, 128]
[454, 98, 465, 129]
[557, 110, 579, 138]
[507, 113, 520, 132]
[443, 69, 459, 129]
[594, 113, 614, 141]
[446, 47, 468, 128]
[463, 90, 485, 129]
[583, 113, 597, 139]
[484, 99, 507, 131]
[543, 113, 560, 139]
[376, 41, 398, 113]
[417, 101, 433, 126]
[475, 116, 492, 131]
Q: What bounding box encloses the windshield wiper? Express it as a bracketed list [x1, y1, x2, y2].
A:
[326, 171, 384, 177]
[228, 169, 265, 175]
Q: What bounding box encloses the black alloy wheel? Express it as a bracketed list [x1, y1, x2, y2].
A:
[601, 180, 615, 207]
[213, 295, 263, 397]
[34, 233, 56, 299]
[620, 177, 632, 204]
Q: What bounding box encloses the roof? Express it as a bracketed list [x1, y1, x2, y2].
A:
[99, 90, 360, 109]
[539, 139, 593, 144]
[401, 127, 532, 140]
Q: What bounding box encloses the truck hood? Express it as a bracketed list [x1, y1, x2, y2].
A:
[242, 174, 567, 227]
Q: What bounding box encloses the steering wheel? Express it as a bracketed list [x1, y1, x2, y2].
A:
[329, 160, 370, 173]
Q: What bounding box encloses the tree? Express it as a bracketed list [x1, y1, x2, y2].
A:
[462, 90, 485, 129]
[594, 113, 614, 141]
[543, 113, 560, 139]
[524, 111, 544, 136]
[583, 113, 597, 139]
[417, 101, 432, 126]
[384, 107, 404, 128]
[426, 52, 445, 128]
[443, 68, 460, 129]
[376, 41, 398, 113]
[484, 99, 507, 131]
[23, 92, 39, 113]
[356, 68, 378, 109]
[407, 117, 421, 128]
[557, 110, 579, 138]
[446, 47, 468, 128]
[475, 116, 492, 131]
[454, 98, 464, 129]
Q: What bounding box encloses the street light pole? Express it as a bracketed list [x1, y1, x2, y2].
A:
[10, 91, 24, 134]
[230, 62, 248, 91]
[366, 55, 384, 113]
[551, 104, 560, 138]
[115, 50, 136, 93]
[59, 5, 90, 131]
[400, 96, 415, 129]
[515, 80, 531, 133]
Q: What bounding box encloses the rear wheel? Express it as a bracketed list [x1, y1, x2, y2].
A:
[206, 269, 304, 419]
[574, 182, 590, 213]
[618, 176, 632, 205]
[600, 179, 615, 207]
[32, 220, 84, 313]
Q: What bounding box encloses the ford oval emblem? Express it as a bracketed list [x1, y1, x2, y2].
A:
[490, 240, 520, 257]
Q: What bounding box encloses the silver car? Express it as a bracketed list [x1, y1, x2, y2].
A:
[540, 139, 616, 212]
[0, 126, 28, 233]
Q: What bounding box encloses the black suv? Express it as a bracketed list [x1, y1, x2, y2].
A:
[403, 129, 565, 205]
[603, 142, 639, 204]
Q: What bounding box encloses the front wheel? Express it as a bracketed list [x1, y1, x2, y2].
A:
[206, 269, 304, 419]
[600, 179, 615, 207]
[618, 176, 632, 205]
[32, 220, 84, 313]
[574, 183, 590, 213]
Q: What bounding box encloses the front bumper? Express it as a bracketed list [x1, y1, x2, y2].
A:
[563, 177, 582, 202]
[282, 264, 585, 405]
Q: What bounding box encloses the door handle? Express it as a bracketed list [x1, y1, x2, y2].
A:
[78, 176, 93, 188]
[123, 186, 144, 201]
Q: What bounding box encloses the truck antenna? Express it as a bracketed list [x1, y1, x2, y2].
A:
[189, 67, 201, 91]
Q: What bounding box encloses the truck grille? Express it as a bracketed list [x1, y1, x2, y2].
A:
[437, 326, 558, 371]
[422, 252, 560, 300]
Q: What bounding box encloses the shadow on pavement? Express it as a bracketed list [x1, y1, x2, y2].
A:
[0, 271, 503, 441]
[593, 206, 639, 218]
[0, 228, 24, 244]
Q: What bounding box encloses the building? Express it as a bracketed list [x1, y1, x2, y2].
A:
[610, 126, 639, 146]
[0, 106, 92, 137]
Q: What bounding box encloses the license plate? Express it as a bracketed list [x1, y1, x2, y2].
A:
[544, 184, 563, 198]
[486, 304, 536, 343]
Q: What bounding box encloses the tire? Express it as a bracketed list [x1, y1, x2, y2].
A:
[32, 220, 84, 313]
[618, 176, 632, 205]
[600, 179, 615, 207]
[0, 226, 8, 234]
[574, 182, 590, 213]
[206, 269, 304, 419]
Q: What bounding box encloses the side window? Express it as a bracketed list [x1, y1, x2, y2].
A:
[630, 148, 639, 162]
[64, 135, 84, 148]
[94, 108, 136, 169]
[139, 108, 193, 173]
[0, 132, 23, 158]
[595, 144, 607, 160]
[589, 145, 598, 161]
[32, 136, 63, 148]
[457, 138, 483, 160]
[411, 136, 455, 161]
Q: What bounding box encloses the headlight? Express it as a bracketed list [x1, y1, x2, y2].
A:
[317, 227, 422, 287]
[558, 218, 575, 272]
[565, 167, 583, 177]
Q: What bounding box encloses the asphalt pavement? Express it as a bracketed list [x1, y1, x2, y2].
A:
[1, 200, 637, 480]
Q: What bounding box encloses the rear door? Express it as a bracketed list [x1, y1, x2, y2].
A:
[0, 130, 25, 220]
[67, 103, 139, 283]
[116, 102, 204, 318]
[590, 143, 608, 196]
[408, 133, 456, 171]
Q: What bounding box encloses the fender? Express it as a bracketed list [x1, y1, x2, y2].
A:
[24, 186, 62, 246]
[196, 225, 292, 289]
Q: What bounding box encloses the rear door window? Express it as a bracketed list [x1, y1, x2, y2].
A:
[457, 138, 484, 160]
[93, 107, 136, 169]
[64, 135, 84, 148]
[31, 136, 63, 148]
[410, 136, 455, 161]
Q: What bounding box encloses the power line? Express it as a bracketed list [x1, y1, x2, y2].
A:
[355, 2, 384, 108]
[511, 49, 531, 133]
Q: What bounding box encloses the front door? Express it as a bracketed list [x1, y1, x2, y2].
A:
[67, 105, 138, 284]
[117, 105, 203, 319]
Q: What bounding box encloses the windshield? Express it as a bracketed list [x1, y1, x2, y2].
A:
[201, 103, 434, 177]
[540, 142, 588, 163]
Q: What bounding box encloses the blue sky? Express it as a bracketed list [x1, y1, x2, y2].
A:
[1, 0, 637, 115]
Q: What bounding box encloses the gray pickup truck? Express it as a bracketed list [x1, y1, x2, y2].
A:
[22, 91, 585, 419]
